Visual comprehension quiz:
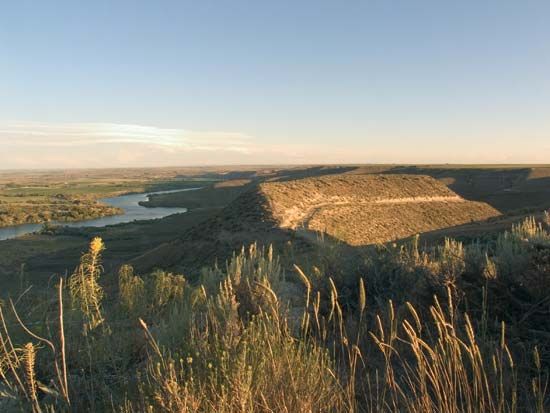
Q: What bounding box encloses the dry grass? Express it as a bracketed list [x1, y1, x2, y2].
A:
[1, 216, 549, 412]
[308, 200, 498, 245]
[258, 174, 460, 227]
[68, 237, 105, 332]
[223, 174, 499, 245]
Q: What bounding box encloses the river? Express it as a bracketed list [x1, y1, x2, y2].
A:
[0, 188, 198, 241]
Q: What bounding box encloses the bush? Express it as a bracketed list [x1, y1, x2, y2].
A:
[1, 219, 549, 412]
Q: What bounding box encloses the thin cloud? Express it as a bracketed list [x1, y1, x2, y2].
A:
[0, 121, 280, 169]
[0, 122, 253, 153]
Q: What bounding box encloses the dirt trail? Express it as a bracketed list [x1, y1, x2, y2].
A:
[280, 195, 464, 229]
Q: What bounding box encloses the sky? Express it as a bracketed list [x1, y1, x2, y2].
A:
[1, 0, 550, 169]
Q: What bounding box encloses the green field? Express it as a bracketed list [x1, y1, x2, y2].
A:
[0, 168, 220, 227]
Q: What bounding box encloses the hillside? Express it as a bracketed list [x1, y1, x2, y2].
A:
[249, 174, 500, 245]
[132, 174, 500, 272]
[370, 166, 550, 213]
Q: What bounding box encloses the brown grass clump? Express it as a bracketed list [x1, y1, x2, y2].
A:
[68, 236, 105, 332]
[1, 219, 549, 412]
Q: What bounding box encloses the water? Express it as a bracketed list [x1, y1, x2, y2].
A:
[0, 188, 199, 241]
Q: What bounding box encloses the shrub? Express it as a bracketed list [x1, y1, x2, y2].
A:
[68, 237, 105, 332]
[118, 264, 145, 316]
[1, 224, 549, 412]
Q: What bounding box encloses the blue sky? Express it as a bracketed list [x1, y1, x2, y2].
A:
[1, 1, 549, 168]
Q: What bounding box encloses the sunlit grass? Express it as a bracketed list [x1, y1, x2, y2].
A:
[1, 216, 549, 412]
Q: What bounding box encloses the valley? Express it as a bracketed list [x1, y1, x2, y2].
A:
[1, 164, 549, 412]
[2, 164, 548, 284]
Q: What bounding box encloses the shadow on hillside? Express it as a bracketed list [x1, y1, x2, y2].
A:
[382, 166, 550, 213]
[10, 168, 361, 281]
[130, 222, 315, 277]
[130, 167, 550, 276]
[411, 208, 550, 246]
[183, 165, 359, 184]
[14, 208, 221, 283]
[15, 202, 543, 288]
[13, 166, 550, 283]
[269, 166, 358, 182]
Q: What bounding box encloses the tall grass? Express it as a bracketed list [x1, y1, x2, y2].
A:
[68, 237, 105, 332]
[0, 216, 549, 412]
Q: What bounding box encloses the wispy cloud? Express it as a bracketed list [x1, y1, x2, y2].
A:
[0, 121, 284, 168]
[1, 121, 368, 169]
[2, 121, 546, 169]
[0, 122, 254, 153]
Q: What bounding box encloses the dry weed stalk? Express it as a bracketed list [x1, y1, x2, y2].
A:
[2, 226, 549, 412]
[69, 237, 105, 331]
[0, 278, 70, 411]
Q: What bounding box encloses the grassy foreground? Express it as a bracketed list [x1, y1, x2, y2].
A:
[1, 214, 549, 412]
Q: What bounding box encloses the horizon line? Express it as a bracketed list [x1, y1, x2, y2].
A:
[1, 162, 550, 173]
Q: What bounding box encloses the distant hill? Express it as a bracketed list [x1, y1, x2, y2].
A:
[369, 166, 550, 213]
[238, 174, 499, 245]
[131, 174, 500, 273]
